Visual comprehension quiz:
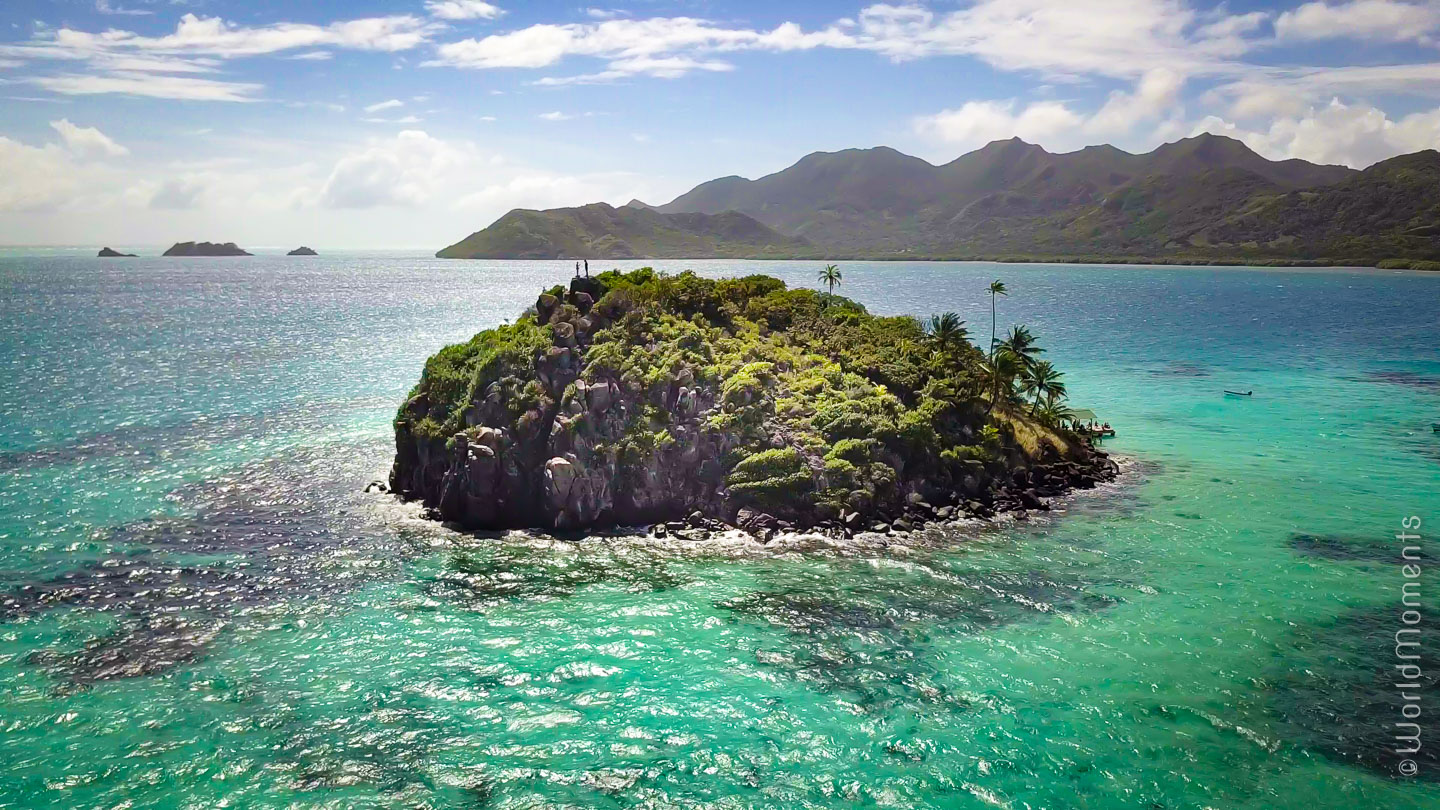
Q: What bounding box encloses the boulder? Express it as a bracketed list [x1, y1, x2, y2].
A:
[544, 457, 577, 512]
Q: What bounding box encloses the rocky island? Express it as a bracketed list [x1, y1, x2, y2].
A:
[162, 241, 252, 257]
[97, 247, 136, 257]
[391, 269, 1116, 538]
[287, 246, 318, 256]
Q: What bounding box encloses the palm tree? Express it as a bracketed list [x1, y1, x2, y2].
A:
[1035, 401, 1075, 429]
[926, 312, 968, 352]
[998, 325, 1045, 372]
[1021, 360, 1065, 414]
[984, 349, 1023, 414]
[818, 264, 842, 303]
[987, 279, 1007, 360]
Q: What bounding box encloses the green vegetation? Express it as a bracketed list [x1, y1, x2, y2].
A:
[394, 267, 1099, 528]
[436, 203, 817, 260]
[1378, 258, 1440, 271]
[438, 135, 1440, 267]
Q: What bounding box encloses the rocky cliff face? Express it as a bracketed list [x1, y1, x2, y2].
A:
[391, 271, 1115, 536]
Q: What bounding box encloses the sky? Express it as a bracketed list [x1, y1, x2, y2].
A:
[2, 0, 1440, 248]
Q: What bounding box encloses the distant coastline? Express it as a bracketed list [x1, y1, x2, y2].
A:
[433, 251, 1436, 270]
[436, 134, 1440, 270]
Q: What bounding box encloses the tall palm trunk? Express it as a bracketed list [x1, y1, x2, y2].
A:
[990, 293, 996, 361]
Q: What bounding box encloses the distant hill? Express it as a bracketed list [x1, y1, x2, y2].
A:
[438, 135, 1440, 264]
[163, 241, 251, 257]
[436, 203, 815, 259]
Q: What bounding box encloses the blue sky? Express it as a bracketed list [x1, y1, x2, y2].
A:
[2, 0, 1440, 247]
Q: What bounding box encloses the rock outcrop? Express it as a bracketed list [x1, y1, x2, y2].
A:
[162, 241, 252, 257]
[391, 270, 1115, 535]
[287, 246, 318, 256]
[97, 247, 137, 257]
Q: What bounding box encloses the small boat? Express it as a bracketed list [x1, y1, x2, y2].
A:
[1224, 390, 1253, 397]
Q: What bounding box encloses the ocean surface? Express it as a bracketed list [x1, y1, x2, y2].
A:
[1, 250, 1438, 809]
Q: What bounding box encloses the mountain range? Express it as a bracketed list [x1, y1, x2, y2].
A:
[436, 134, 1440, 265]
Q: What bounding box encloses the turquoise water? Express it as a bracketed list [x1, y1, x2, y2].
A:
[1, 254, 1438, 808]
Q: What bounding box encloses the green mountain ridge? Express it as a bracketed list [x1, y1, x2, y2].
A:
[439, 134, 1440, 264]
[436, 203, 816, 259]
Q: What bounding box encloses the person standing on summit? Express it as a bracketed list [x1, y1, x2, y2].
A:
[584, 259, 589, 277]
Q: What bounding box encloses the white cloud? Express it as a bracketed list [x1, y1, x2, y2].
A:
[428, 15, 841, 79]
[2, 12, 440, 102]
[285, 51, 333, 61]
[913, 99, 1084, 151]
[0, 136, 83, 211]
[425, 1, 505, 21]
[319, 129, 471, 208]
[1211, 80, 1311, 119]
[534, 56, 733, 85]
[912, 68, 1189, 153]
[30, 72, 262, 101]
[1275, 1, 1440, 42]
[855, 0, 1259, 78]
[95, 0, 152, 16]
[538, 111, 574, 121]
[426, 1, 1272, 87]
[1195, 10, 1268, 39]
[362, 115, 423, 124]
[48, 13, 437, 57]
[364, 98, 404, 113]
[149, 177, 206, 209]
[1193, 99, 1440, 168]
[1085, 68, 1185, 134]
[50, 118, 129, 158]
[453, 172, 635, 211]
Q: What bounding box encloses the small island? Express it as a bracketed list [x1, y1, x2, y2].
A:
[162, 241, 252, 257]
[97, 247, 136, 257]
[390, 268, 1117, 538]
[287, 246, 318, 256]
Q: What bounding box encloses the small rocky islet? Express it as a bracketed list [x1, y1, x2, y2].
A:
[390, 268, 1117, 540]
[97, 247, 137, 257]
[287, 246, 318, 256]
[162, 241, 252, 257]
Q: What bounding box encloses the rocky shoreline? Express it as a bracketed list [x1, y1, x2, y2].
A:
[375, 447, 1120, 545]
[390, 270, 1118, 540]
